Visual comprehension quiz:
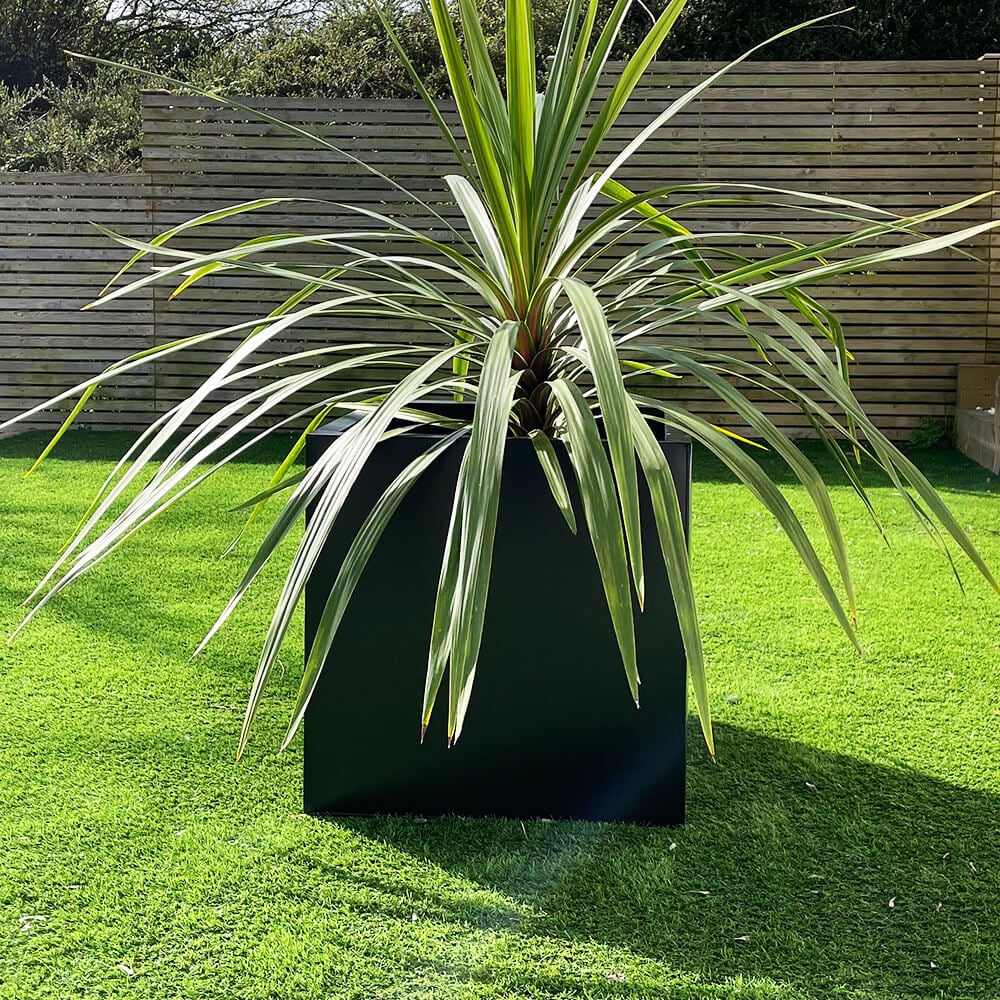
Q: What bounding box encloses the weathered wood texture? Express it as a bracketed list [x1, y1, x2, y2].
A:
[3, 60, 1000, 437]
[986, 60, 1000, 368]
[0, 174, 155, 430]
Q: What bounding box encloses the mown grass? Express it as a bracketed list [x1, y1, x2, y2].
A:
[0, 430, 998, 999]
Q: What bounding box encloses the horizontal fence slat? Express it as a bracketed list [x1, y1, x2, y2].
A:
[3, 61, 999, 436]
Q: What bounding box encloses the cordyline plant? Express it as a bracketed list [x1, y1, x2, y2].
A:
[5, 0, 999, 761]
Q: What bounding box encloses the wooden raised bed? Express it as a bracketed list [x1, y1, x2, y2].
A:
[955, 365, 1000, 474]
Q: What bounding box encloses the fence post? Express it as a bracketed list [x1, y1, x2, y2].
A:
[142, 92, 161, 419]
[983, 54, 1000, 363]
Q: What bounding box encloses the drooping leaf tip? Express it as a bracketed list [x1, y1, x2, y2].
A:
[420, 723, 428, 744]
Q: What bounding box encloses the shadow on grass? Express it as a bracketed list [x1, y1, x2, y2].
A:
[691, 441, 997, 495]
[331, 722, 1000, 998]
[5, 428, 995, 498]
[0, 428, 300, 466]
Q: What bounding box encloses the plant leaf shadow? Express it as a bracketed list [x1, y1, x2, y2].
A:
[693, 440, 998, 499]
[330, 722, 1000, 998]
[0, 428, 299, 466]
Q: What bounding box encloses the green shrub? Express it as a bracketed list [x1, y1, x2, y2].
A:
[3, 1, 999, 173]
[191, 0, 570, 98]
[908, 417, 955, 450]
[0, 0, 101, 90]
[0, 71, 141, 172]
[658, 0, 1000, 61]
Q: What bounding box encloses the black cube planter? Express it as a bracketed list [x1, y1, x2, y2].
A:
[303, 407, 691, 825]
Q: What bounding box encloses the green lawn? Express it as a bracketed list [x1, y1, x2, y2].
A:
[0, 430, 998, 1000]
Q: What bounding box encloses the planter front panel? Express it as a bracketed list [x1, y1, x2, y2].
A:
[303, 420, 690, 824]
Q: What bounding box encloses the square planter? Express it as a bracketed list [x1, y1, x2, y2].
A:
[303, 408, 691, 824]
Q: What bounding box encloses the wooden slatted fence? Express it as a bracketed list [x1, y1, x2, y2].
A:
[3, 60, 1000, 438]
[0, 174, 155, 430]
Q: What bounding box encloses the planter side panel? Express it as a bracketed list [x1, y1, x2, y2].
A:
[303, 425, 690, 824]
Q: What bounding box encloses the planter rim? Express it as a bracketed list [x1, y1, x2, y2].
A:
[310, 409, 693, 446]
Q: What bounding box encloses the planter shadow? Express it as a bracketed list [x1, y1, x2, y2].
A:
[329, 722, 1000, 998]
